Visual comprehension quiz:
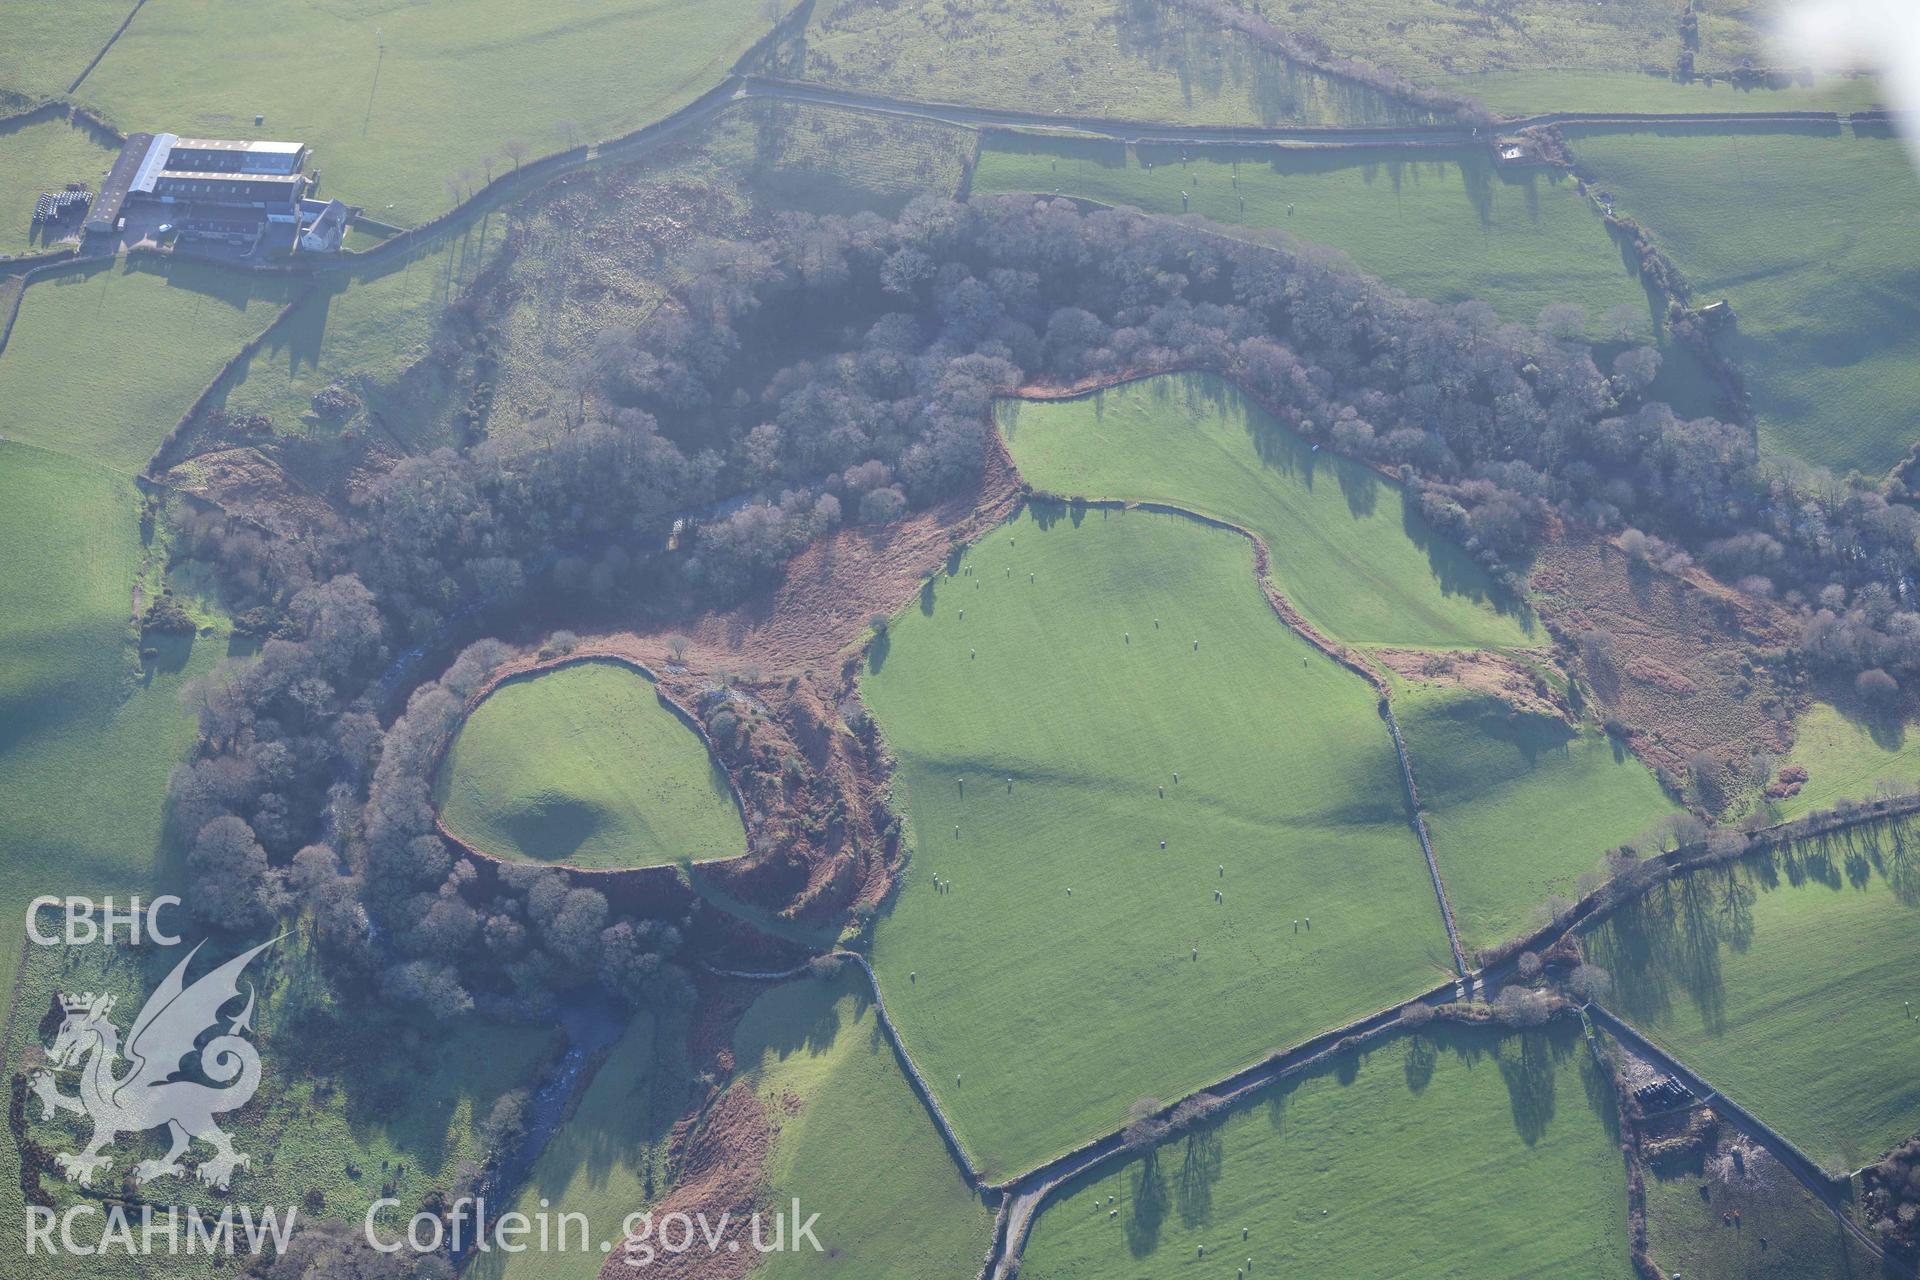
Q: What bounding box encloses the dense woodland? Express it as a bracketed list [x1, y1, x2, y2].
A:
[170, 193, 1920, 1022]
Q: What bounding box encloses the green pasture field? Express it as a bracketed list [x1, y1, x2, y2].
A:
[435, 660, 745, 871]
[470, 1014, 686, 1280]
[0, 0, 131, 100]
[0, 447, 233, 1279]
[1569, 126, 1920, 475]
[861, 505, 1453, 1179]
[1772, 701, 1920, 822]
[762, 0, 1429, 128]
[1019, 1020, 1632, 1279]
[0, 113, 117, 256]
[972, 136, 1652, 338]
[1439, 70, 1886, 118]
[208, 214, 506, 450]
[0, 258, 297, 473]
[75, 0, 774, 225]
[1641, 1136, 1884, 1280]
[731, 970, 993, 1280]
[707, 98, 974, 216]
[1393, 682, 1677, 953]
[1586, 827, 1920, 1172]
[996, 373, 1533, 651]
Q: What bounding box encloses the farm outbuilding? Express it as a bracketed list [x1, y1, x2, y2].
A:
[298, 198, 350, 252]
[164, 137, 307, 175]
[84, 131, 156, 234]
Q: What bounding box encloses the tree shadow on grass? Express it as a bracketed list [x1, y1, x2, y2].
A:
[1126, 1148, 1169, 1257]
[1176, 1124, 1223, 1228]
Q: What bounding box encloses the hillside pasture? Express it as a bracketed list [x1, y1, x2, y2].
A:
[1585, 826, 1920, 1172]
[206, 213, 507, 450]
[1018, 1020, 1633, 1279]
[75, 0, 776, 224]
[1568, 126, 1920, 475]
[1393, 682, 1677, 953]
[760, 0, 1431, 128]
[435, 659, 745, 871]
[1771, 701, 1920, 822]
[973, 136, 1653, 338]
[1222, 0, 1719, 89]
[996, 372, 1533, 650]
[0, 258, 297, 473]
[0, 0, 133, 100]
[0, 111, 119, 256]
[729, 971, 994, 1280]
[861, 505, 1453, 1179]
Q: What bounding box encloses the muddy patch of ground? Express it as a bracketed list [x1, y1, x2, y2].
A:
[1530, 534, 1801, 780]
[1375, 646, 1568, 720]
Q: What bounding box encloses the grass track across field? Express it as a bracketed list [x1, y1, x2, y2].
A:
[861, 504, 1453, 1179]
[1018, 1020, 1633, 1279]
[996, 372, 1533, 651]
[1586, 827, 1920, 1172]
[1569, 126, 1920, 475]
[436, 660, 745, 871]
[1393, 681, 1677, 952]
[729, 971, 994, 1279]
[973, 136, 1653, 339]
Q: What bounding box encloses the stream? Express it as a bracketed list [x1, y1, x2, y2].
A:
[452, 999, 627, 1269]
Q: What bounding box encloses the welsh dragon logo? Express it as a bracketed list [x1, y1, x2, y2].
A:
[29, 937, 277, 1190]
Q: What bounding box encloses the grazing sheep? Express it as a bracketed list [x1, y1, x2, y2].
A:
[1215, 890, 1223, 903]
[910, 972, 916, 982]
[1160, 840, 1167, 849]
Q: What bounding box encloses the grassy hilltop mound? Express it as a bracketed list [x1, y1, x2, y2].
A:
[435, 660, 745, 871]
